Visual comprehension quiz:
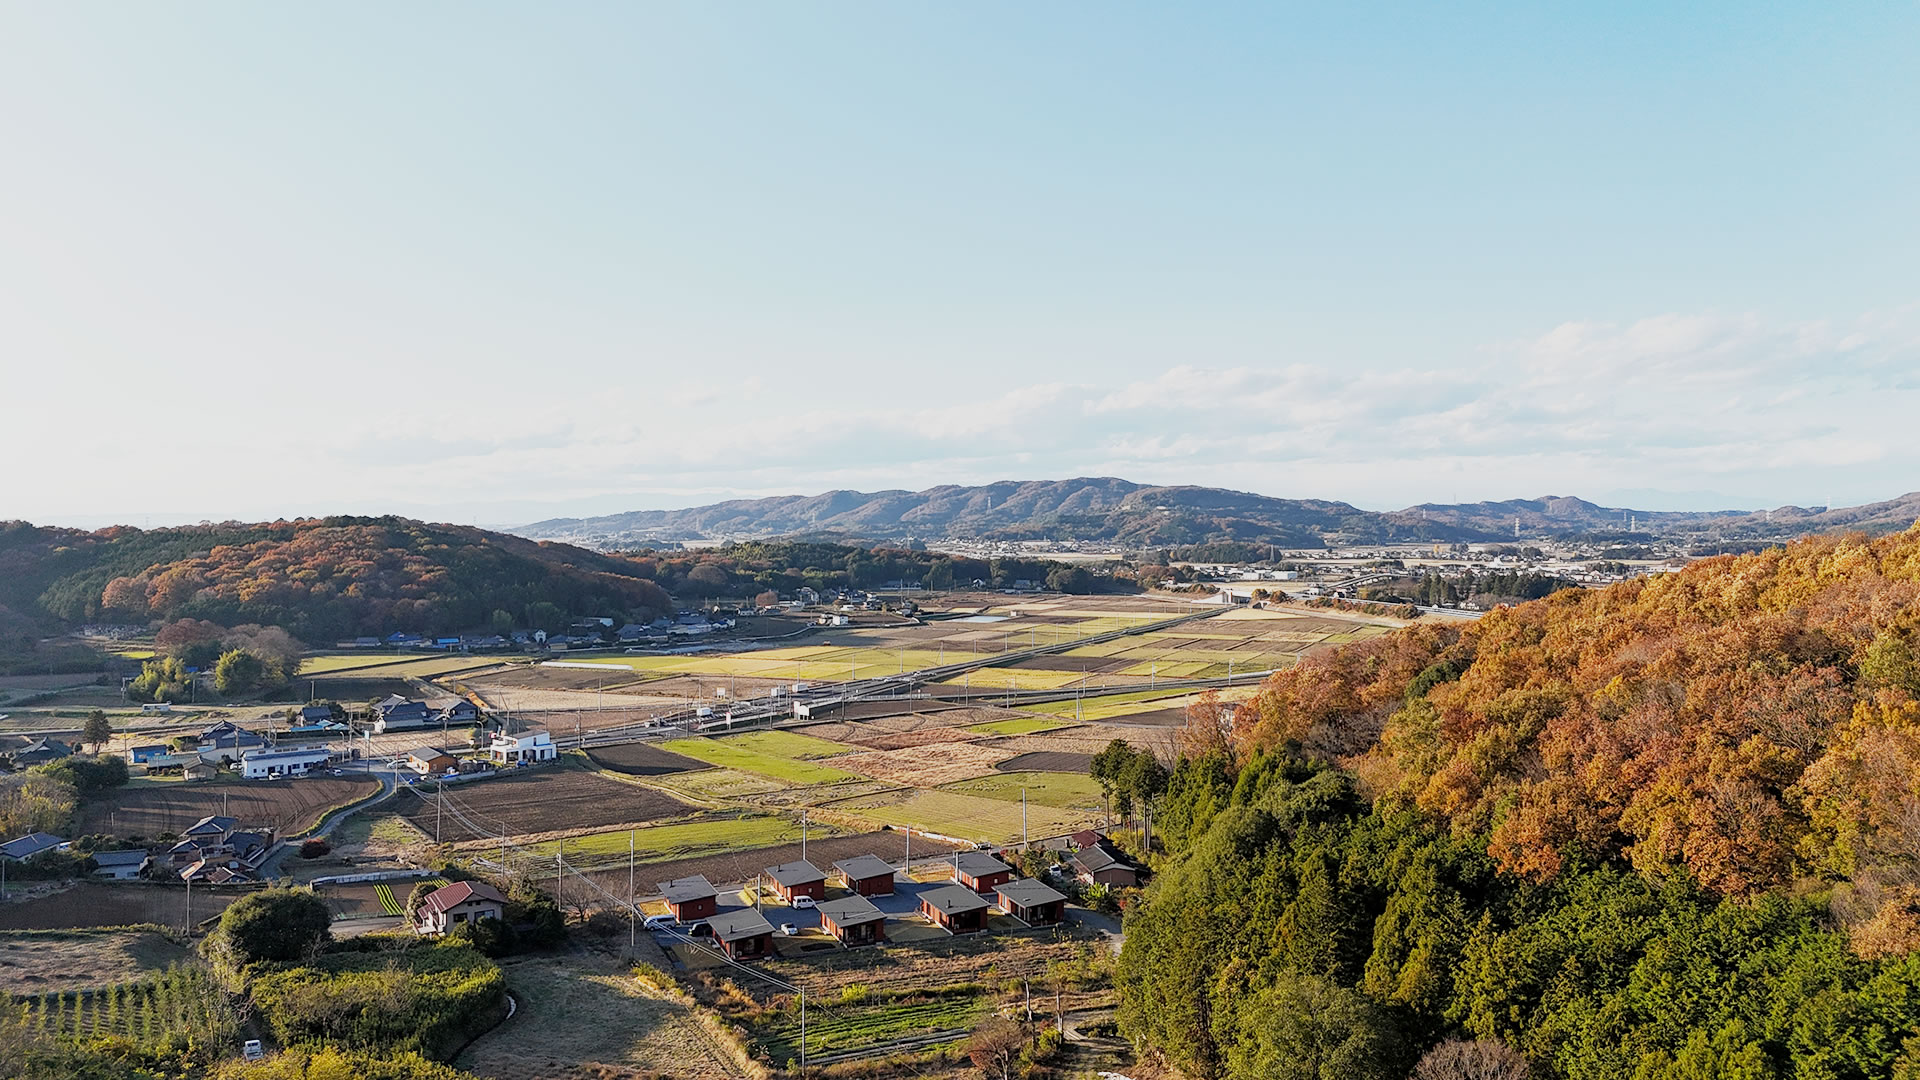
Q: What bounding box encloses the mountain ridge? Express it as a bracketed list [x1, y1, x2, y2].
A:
[512, 478, 1920, 550]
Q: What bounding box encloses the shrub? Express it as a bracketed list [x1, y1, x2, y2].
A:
[247, 944, 505, 1058]
[210, 888, 332, 966]
[298, 839, 331, 859]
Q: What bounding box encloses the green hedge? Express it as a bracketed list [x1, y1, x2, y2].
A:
[247, 944, 504, 1059]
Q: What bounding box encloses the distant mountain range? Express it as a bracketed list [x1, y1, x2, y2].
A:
[513, 478, 1920, 551]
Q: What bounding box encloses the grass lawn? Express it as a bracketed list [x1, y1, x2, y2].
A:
[829, 788, 1090, 845]
[522, 814, 818, 862]
[965, 715, 1074, 736]
[659, 737, 860, 784]
[933, 668, 1086, 691]
[943, 771, 1105, 811]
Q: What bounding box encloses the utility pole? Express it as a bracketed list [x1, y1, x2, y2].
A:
[802, 810, 808, 864]
[1022, 786, 1028, 847]
[629, 829, 636, 956]
[436, 788, 443, 843]
[183, 875, 192, 935]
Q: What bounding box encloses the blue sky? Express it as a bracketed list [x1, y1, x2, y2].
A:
[3, 4, 1916, 527]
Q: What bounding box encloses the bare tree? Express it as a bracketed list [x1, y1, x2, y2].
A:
[1413, 1038, 1530, 1080]
[967, 1017, 1026, 1080]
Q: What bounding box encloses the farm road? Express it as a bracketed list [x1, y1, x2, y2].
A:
[258, 766, 398, 879]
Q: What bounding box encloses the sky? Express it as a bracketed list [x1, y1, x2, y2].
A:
[2, 3, 1916, 529]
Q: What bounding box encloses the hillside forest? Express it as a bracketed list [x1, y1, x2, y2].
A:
[1120, 524, 1920, 1080]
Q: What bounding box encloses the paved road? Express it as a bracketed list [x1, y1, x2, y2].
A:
[257, 764, 399, 879]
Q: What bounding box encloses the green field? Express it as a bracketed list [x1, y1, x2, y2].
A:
[706, 729, 855, 760]
[658, 737, 859, 784]
[933, 668, 1087, 691]
[652, 768, 791, 801]
[942, 771, 1104, 811]
[754, 991, 991, 1061]
[522, 814, 819, 861]
[827, 788, 1090, 844]
[965, 715, 1074, 736]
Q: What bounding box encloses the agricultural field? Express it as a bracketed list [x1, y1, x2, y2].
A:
[398, 765, 696, 842]
[0, 928, 194, 993]
[457, 953, 745, 1080]
[0, 881, 244, 931]
[825, 741, 1017, 787]
[608, 831, 957, 898]
[659, 735, 861, 784]
[965, 715, 1073, 736]
[519, 813, 828, 864]
[296, 652, 437, 675]
[584, 741, 707, 776]
[14, 963, 239, 1047]
[943, 770, 1104, 811]
[822, 787, 1088, 844]
[75, 774, 381, 837]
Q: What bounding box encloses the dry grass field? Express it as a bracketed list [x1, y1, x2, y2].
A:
[822, 787, 1087, 844]
[458, 953, 746, 1080]
[827, 741, 1018, 786]
[75, 775, 380, 837]
[0, 928, 195, 993]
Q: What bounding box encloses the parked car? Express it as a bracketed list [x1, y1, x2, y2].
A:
[242, 1040, 264, 1061]
[790, 896, 817, 909]
[779, 923, 798, 936]
[644, 914, 675, 931]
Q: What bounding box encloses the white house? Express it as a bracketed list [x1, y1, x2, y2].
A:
[239, 746, 334, 779]
[415, 880, 509, 936]
[488, 730, 556, 764]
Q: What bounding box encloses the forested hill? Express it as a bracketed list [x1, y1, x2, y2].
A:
[0, 517, 670, 642]
[1119, 523, 1920, 1080]
[516, 476, 1920, 550]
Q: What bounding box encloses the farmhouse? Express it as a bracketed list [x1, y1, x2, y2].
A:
[434, 700, 480, 725]
[763, 860, 826, 903]
[708, 908, 775, 959]
[488, 730, 556, 764]
[919, 884, 990, 934]
[0, 832, 67, 861]
[817, 895, 887, 945]
[952, 851, 1014, 893]
[415, 881, 508, 936]
[12, 738, 72, 767]
[1072, 840, 1138, 888]
[182, 759, 222, 782]
[241, 745, 333, 779]
[995, 877, 1068, 925]
[373, 696, 434, 733]
[198, 722, 265, 763]
[90, 849, 150, 880]
[404, 748, 456, 776]
[832, 854, 897, 896]
[660, 875, 719, 922]
[165, 815, 271, 881]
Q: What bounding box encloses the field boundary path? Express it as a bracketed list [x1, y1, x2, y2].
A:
[258, 768, 398, 879]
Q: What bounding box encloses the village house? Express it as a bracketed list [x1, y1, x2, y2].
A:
[817, 895, 887, 946]
[0, 832, 67, 862]
[832, 854, 898, 896]
[763, 860, 826, 903]
[372, 696, 434, 733]
[182, 758, 222, 782]
[90, 849, 150, 880]
[996, 877, 1068, 925]
[404, 748, 457, 776]
[952, 851, 1014, 893]
[709, 908, 775, 959]
[659, 876, 719, 922]
[434, 700, 481, 725]
[166, 815, 270, 882]
[415, 881, 508, 936]
[488, 730, 556, 765]
[12, 738, 73, 767]
[1071, 840, 1139, 888]
[919, 884, 991, 934]
[198, 722, 266, 763]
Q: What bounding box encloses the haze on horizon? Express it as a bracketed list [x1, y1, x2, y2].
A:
[3, 4, 1916, 530]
